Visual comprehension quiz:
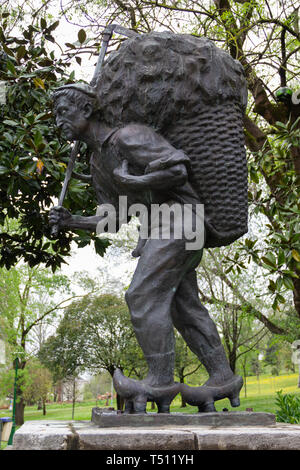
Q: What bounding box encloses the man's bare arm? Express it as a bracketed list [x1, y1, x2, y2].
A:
[113, 160, 188, 190]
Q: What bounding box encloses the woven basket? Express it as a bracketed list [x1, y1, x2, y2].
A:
[98, 32, 248, 247]
[164, 102, 248, 247]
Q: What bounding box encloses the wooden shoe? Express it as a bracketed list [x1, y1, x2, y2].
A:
[181, 375, 243, 412]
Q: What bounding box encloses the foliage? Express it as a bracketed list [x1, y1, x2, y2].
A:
[0, 262, 81, 425]
[83, 372, 112, 400]
[235, 120, 300, 313]
[39, 293, 145, 379]
[38, 318, 86, 383]
[174, 332, 201, 384]
[275, 390, 300, 424]
[0, 263, 71, 355]
[197, 248, 271, 371]
[22, 358, 52, 409]
[0, 9, 109, 271]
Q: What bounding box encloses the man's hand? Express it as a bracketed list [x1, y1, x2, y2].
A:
[113, 159, 130, 184]
[49, 206, 73, 230]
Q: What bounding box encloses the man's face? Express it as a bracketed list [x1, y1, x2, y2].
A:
[55, 95, 90, 141]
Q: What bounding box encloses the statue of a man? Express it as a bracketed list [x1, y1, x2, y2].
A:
[50, 80, 243, 414]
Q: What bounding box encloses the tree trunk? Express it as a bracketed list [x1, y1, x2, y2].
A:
[43, 399, 46, 416]
[229, 351, 236, 374]
[116, 393, 124, 411]
[72, 377, 76, 420]
[293, 274, 300, 319]
[180, 377, 187, 408]
[53, 386, 57, 402]
[56, 381, 63, 402]
[15, 397, 25, 426]
[241, 364, 247, 398]
[15, 360, 26, 426]
[298, 364, 300, 389]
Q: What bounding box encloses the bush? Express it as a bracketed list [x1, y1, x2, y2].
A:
[275, 390, 300, 424]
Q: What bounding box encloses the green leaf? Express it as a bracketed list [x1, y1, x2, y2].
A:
[78, 29, 86, 44]
[44, 34, 55, 43]
[34, 130, 43, 148]
[94, 237, 110, 256]
[250, 166, 259, 184]
[276, 293, 286, 304]
[262, 253, 277, 269]
[275, 121, 287, 129]
[47, 21, 60, 32]
[292, 249, 300, 262]
[65, 42, 76, 49]
[277, 249, 285, 267]
[33, 77, 45, 90]
[282, 270, 299, 278]
[16, 45, 26, 60]
[41, 18, 47, 30]
[2, 44, 14, 57]
[268, 280, 276, 292]
[0, 165, 10, 175]
[6, 60, 16, 74]
[282, 276, 294, 290]
[3, 120, 19, 127]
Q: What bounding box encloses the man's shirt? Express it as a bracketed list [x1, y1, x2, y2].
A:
[90, 123, 200, 216]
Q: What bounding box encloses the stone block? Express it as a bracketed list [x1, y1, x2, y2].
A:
[74, 421, 195, 450]
[193, 424, 300, 450]
[13, 421, 74, 450]
[91, 408, 276, 427]
[11, 419, 300, 451]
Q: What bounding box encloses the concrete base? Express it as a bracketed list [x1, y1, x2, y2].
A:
[12, 419, 300, 450]
[92, 408, 276, 427]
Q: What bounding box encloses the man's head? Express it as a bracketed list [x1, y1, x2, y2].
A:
[52, 83, 99, 141]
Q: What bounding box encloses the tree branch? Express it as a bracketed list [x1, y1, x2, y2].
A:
[23, 293, 90, 337]
[206, 250, 285, 335]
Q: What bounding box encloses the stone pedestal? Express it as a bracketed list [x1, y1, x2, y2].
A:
[10, 411, 300, 450]
[91, 407, 276, 427]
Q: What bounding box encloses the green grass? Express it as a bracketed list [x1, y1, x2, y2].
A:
[0, 373, 299, 424]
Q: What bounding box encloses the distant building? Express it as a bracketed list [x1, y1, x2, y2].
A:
[58, 376, 88, 402]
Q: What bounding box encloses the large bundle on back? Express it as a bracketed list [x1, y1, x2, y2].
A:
[97, 32, 248, 248]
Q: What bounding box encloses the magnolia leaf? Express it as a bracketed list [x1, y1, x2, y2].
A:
[78, 29, 86, 44]
[292, 249, 300, 262]
[33, 77, 45, 90]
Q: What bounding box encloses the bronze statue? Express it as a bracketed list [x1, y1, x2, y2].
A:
[49, 31, 248, 414]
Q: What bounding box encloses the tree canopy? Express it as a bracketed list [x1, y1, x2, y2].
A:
[1, 1, 299, 333]
[39, 293, 144, 378]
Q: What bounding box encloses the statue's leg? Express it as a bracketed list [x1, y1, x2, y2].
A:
[113, 237, 194, 413]
[171, 269, 243, 411]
